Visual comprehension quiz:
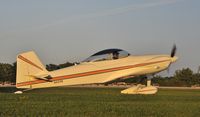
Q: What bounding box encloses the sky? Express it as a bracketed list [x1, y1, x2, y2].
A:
[0, 0, 200, 74]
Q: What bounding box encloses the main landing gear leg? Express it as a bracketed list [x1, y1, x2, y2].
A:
[121, 75, 158, 95]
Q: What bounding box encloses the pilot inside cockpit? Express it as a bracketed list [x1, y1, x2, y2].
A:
[112, 51, 119, 60]
[83, 49, 130, 62]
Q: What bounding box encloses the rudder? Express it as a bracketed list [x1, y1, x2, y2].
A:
[16, 51, 47, 88]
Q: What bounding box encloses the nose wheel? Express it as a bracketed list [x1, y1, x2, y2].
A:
[121, 75, 158, 95]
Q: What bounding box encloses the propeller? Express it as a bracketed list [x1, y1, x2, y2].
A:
[167, 44, 177, 74]
[171, 44, 177, 58]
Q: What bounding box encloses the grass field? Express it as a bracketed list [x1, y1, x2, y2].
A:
[1, 87, 200, 117]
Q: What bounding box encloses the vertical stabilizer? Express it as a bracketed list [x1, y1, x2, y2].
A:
[16, 51, 47, 88]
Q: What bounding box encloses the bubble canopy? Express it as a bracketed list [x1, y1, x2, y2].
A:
[83, 49, 130, 62]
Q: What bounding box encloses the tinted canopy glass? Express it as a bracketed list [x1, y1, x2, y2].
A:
[83, 49, 130, 62]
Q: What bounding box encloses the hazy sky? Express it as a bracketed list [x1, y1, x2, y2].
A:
[0, 0, 200, 74]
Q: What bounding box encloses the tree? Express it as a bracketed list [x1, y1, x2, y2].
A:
[11, 62, 17, 83]
[46, 64, 60, 71]
[46, 62, 74, 71]
[0, 63, 15, 84]
[58, 62, 74, 69]
[174, 68, 194, 86]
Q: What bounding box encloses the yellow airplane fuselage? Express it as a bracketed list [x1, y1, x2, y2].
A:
[16, 51, 177, 89]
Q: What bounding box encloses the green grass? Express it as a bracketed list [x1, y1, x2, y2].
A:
[1, 87, 200, 117]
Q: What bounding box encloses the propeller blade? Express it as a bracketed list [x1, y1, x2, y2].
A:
[171, 44, 177, 57]
[167, 63, 171, 74]
[168, 44, 177, 74]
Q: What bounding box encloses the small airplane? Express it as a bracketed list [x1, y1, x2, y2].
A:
[15, 45, 178, 94]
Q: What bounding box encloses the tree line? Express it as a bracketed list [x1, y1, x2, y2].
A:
[115, 68, 200, 87]
[153, 68, 200, 87]
[0, 62, 74, 84]
[0, 61, 200, 87]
